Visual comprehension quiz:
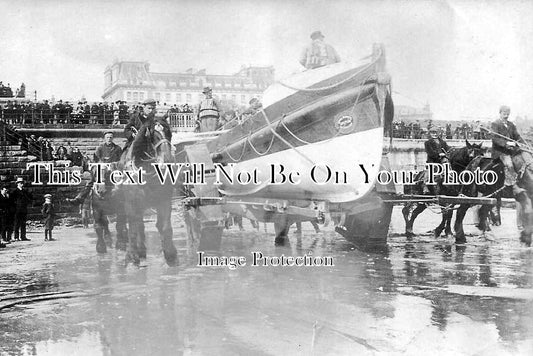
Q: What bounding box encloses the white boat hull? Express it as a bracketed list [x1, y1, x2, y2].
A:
[217, 127, 384, 203]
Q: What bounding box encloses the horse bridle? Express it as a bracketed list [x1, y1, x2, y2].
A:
[141, 126, 172, 162]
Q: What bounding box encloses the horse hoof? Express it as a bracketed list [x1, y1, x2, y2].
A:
[96, 241, 107, 254]
[125, 252, 140, 267]
[405, 231, 415, 238]
[115, 241, 127, 251]
[455, 237, 467, 244]
[164, 250, 178, 267]
[519, 232, 532, 246]
[104, 236, 113, 248]
[274, 237, 286, 245]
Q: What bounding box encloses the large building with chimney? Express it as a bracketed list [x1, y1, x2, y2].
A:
[102, 61, 274, 107]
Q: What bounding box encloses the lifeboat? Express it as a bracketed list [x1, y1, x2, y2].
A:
[176, 44, 395, 249]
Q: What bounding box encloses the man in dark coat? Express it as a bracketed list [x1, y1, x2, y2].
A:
[123, 98, 156, 149]
[11, 177, 33, 241]
[0, 185, 14, 244]
[94, 131, 122, 163]
[424, 128, 450, 164]
[491, 105, 525, 195]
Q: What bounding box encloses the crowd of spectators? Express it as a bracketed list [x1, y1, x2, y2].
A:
[0, 82, 25, 98]
[0, 100, 195, 126]
[390, 120, 489, 140]
[20, 136, 91, 169]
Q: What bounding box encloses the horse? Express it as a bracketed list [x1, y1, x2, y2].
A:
[402, 141, 484, 238]
[116, 117, 179, 266]
[454, 150, 533, 246]
[68, 166, 129, 254]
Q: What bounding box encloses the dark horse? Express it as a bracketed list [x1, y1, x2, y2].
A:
[402, 141, 484, 238]
[454, 150, 533, 246]
[116, 117, 179, 266]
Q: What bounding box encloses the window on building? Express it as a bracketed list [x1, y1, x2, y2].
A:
[222, 94, 227, 101]
[186, 93, 192, 102]
[140, 92, 145, 100]
[231, 94, 236, 102]
[127, 92, 132, 101]
[165, 93, 171, 102]
[176, 93, 182, 103]
[241, 95, 246, 104]
[133, 92, 139, 101]
[155, 92, 161, 101]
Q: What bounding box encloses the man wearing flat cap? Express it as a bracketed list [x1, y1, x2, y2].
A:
[94, 131, 122, 163]
[424, 128, 450, 164]
[299, 30, 341, 69]
[197, 87, 221, 132]
[124, 98, 157, 148]
[491, 105, 525, 196]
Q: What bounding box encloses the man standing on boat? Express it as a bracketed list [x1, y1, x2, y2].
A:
[490, 105, 525, 196]
[197, 87, 221, 132]
[299, 31, 340, 70]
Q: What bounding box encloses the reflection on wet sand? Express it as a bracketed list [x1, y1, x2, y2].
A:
[0, 207, 532, 355]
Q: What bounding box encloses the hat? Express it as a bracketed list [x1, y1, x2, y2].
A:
[143, 98, 157, 106]
[202, 86, 212, 94]
[103, 131, 114, 137]
[15, 177, 24, 183]
[44, 194, 52, 198]
[310, 31, 324, 40]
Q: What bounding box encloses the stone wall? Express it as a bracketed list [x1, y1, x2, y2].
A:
[17, 127, 125, 158]
[2, 128, 494, 219]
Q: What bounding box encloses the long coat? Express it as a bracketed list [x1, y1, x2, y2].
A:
[41, 202, 55, 230]
[10, 188, 33, 214]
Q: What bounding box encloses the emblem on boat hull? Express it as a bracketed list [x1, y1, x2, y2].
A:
[335, 115, 355, 134]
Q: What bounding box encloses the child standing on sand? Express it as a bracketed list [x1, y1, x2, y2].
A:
[42, 194, 56, 241]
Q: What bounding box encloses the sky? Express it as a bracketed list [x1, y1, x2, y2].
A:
[1, 0, 533, 121]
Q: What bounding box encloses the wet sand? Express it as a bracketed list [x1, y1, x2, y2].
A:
[1, 207, 532, 355]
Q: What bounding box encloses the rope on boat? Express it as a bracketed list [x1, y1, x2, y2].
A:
[222, 63, 374, 164]
[225, 139, 248, 162]
[247, 132, 276, 156]
[258, 107, 323, 170]
[276, 74, 373, 147]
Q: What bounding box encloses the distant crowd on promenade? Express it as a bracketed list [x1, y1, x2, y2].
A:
[0, 99, 194, 126]
[390, 120, 489, 140]
[0, 81, 25, 98]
